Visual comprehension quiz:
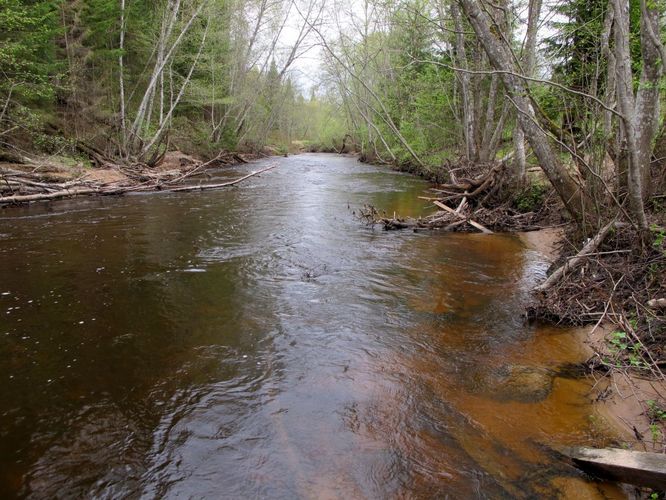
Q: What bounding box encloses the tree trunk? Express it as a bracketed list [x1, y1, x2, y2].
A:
[451, 2, 477, 161]
[513, 0, 541, 182]
[140, 19, 210, 157]
[612, 0, 649, 231]
[635, 0, 663, 200]
[118, 0, 127, 158]
[458, 0, 589, 227]
[513, 127, 526, 179]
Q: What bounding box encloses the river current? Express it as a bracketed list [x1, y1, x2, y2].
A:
[0, 154, 622, 498]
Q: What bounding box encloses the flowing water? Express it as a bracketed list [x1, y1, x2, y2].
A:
[0, 154, 623, 498]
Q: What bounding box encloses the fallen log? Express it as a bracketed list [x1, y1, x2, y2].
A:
[1, 168, 76, 183]
[166, 152, 231, 184]
[564, 447, 666, 490]
[437, 163, 503, 193]
[433, 200, 493, 234]
[455, 196, 467, 214]
[3, 176, 76, 191]
[166, 164, 277, 192]
[0, 186, 102, 204]
[1, 167, 35, 177]
[535, 219, 615, 292]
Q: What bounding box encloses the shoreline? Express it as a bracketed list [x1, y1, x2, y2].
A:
[356, 151, 665, 465]
[0, 150, 269, 207]
[520, 228, 666, 457]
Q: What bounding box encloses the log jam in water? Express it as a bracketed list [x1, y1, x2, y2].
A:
[0, 154, 624, 498]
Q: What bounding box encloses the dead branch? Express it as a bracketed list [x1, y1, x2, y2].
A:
[433, 200, 493, 233]
[0, 186, 106, 204]
[535, 219, 616, 293]
[165, 163, 277, 192]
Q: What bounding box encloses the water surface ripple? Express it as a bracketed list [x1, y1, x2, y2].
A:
[0, 154, 620, 498]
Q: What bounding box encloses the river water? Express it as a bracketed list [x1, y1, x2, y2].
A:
[0, 154, 623, 498]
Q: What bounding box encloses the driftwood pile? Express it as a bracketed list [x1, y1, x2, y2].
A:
[430, 161, 507, 205]
[362, 161, 541, 233]
[360, 197, 494, 233]
[0, 152, 275, 206]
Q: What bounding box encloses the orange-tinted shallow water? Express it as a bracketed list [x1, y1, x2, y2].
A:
[0, 154, 623, 498]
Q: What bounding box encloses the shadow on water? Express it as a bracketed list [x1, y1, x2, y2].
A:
[0, 154, 624, 498]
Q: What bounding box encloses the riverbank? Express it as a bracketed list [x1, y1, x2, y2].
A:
[362, 152, 666, 488]
[521, 230, 666, 454]
[526, 220, 665, 458]
[0, 150, 269, 206]
[523, 231, 666, 498]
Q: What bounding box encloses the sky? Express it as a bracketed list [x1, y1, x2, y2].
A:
[269, 0, 367, 95]
[271, 0, 555, 95]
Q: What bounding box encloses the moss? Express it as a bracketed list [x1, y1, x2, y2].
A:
[513, 183, 549, 213]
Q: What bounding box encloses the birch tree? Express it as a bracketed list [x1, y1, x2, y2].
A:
[457, 0, 590, 225]
[512, 0, 541, 181]
[610, 0, 663, 230]
[126, 0, 209, 157]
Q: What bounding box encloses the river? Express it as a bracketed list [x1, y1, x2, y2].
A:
[0, 153, 623, 498]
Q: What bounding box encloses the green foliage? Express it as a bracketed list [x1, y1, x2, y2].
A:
[274, 144, 288, 155]
[33, 131, 73, 154]
[286, 94, 347, 152]
[650, 224, 666, 253]
[647, 400, 666, 422]
[0, 0, 62, 100]
[543, 0, 608, 91]
[2, 0, 663, 174]
[541, 0, 614, 144]
[608, 330, 629, 352]
[513, 184, 549, 213]
[649, 424, 663, 445]
[603, 330, 650, 370]
[80, 0, 121, 59]
[2, 102, 75, 153]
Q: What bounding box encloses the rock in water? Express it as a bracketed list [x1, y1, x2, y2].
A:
[469, 365, 554, 403]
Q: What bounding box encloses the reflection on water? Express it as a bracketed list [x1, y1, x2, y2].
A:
[0, 154, 622, 498]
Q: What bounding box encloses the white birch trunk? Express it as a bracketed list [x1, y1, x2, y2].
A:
[118, 0, 127, 157]
[611, 0, 649, 230]
[513, 0, 541, 181]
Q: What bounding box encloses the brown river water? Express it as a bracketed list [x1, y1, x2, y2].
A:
[0, 154, 624, 498]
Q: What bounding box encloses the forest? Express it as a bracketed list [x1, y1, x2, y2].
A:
[1, 0, 664, 225]
[1, 0, 666, 495]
